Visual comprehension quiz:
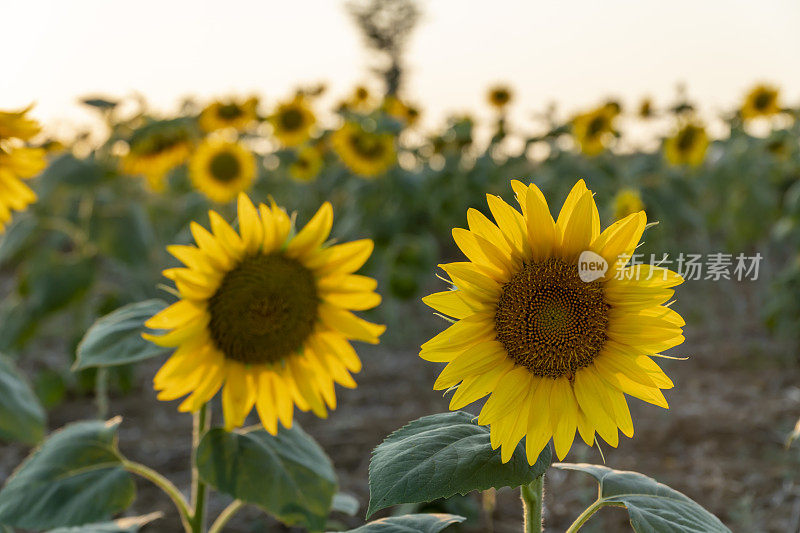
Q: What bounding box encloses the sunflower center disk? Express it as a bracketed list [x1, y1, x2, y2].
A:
[208, 253, 319, 365]
[209, 152, 241, 183]
[494, 258, 610, 379]
[350, 133, 384, 159]
[280, 109, 304, 131]
[217, 103, 243, 120]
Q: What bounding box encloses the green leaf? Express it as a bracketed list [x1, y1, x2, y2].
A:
[368, 411, 551, 517]
[0, 418, 135, 530]
[196, 425, 337, 530]
[80, 97, 119, 111]
[332, 492, 360, 516]
[0, 355, 46, 444]
[46, 512, 162, 532]
[74, 300, 168, 370]
[343, 513, 465, 532]
[555, 463, 730, 532]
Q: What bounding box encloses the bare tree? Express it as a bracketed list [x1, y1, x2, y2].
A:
[347, 0, 421, 96]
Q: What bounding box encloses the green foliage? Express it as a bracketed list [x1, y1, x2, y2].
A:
[46, 512, 161, 532]
[74, 299, 169, 370]
[0, 355, 46, 444]
[344, 513, 465, 533]
[0, 418, 134, 530]
[196, 425, 337, 530]
[368, 411, 551, 517]
[556, 463, 731, 532]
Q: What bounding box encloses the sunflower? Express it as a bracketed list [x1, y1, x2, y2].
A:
[421, 180, 683, 463]
[664, 123, 709, 167]
[741, 84, 780, 120]
[0, 146, 46, 232]
[144, 194, 385, 431]
[122, 121, 193, 191]
[189, 139, 256, 204]
[199, 97, 259, 133]
[269, 96, 316, 147]
[0, 105, 41, 141]
[613, 188, 645, 221]
[382, 96, 419, 126]
[345, 85, 373, 112]
[488, 85, 513, 109]
[289, 146, 323, 182]
[331, 122, 396, 178]
[638, 98, 654, 119]
[572, 106, 616, 156]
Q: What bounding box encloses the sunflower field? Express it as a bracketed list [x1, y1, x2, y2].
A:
[2, 3, 800, 532]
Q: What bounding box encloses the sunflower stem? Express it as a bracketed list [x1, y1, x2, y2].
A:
[190, 403, 210, 533]
[208, 500, 245, 533]
[564, 499, 606, 533]
[521, 474, 544, 533]
[122, 459, 192, 532]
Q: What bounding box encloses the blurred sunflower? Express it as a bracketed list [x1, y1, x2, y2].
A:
[269, 96, 316, 147]
[331, 122, 396, 177]
[572, 106, 616, 156]
[422, 180, 683, 463]
[0, 146, 46, 232]
[613, 188, 645, 221]
[0, 105, 41, 140]
[664, 123, 709, 167]
[383, 96, 419, 126]
[189, 139, 256, 203]
[199, 97, 259, 133]
[348, 85, 373, 111]
[144, 194, 384, 431]
[741, 84, 780, 120]
[638, 98, 654, 119]
[487, 85, 513, 109]
[289, 146, 323, 182]
[122, 121, 193, 191]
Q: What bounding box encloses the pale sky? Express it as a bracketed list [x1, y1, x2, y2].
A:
[4, 0, 799, 135]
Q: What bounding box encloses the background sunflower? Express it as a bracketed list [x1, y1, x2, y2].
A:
[188, 139, 256, 203]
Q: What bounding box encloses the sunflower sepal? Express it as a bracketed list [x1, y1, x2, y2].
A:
[366, 411, 551, 518]
[555, 463, 731, 533]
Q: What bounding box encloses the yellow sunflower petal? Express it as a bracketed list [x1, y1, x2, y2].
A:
[222, 362, 257, 430]
[287, 202, 333, 258]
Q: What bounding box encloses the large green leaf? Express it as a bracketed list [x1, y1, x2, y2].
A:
[344, 513, 465, 532]
[196, 425, 337, 530]
[47, 512, 161, 532]
[368, 411, 551, 517]
[74, 300, 168, 370]
[0, 355, 46, 444]
[0, 418, 135, 530]
[555, 463, 730, 532]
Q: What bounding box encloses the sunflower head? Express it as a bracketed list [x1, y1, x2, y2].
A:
[741, 84, 780, 120]
[122, 121, 194, 191]
[189, 139, 256, 203]
[289, 146, 324, 182]
[0, 105, 41, 141]
[331, 122, 396, 178]
[572, 107, 616, 156]
[638, 98, 653, 119]
[421, 180, 683, 463]
[269, 97, 316, 147]
[199, 97, 259, 133]
[144, 194, 385, 431]
[0, 140, 46, 232]
[613, 188, 645, 221]
[488, 86, 513, 109]
[664, 123, 709, 167]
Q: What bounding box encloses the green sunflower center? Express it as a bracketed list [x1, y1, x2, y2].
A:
[494, 258, 609, 379]
[280, 108, 304, 131]
[217, 103, 244, 120]
[207, 253, 319, 365]
[349, 132, 386, 159]
[209, 151, 241, 183]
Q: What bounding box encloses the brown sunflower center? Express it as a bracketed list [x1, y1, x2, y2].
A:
[217, 103, 244, 120]
[753, 91, 773, 111]
[207, 253, 318, 364]
[494, 258, 609, 378]
[677, 127, 697, 152]
[209, 151, 241, 183]
[280, 108, 304, 131]
[587, 115, 608, 137]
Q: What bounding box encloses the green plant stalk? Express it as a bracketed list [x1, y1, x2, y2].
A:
[190, 403, 210, 533]
[122, 459, 192, 532]
[95, 367, 109, 418]
[565, 499, 625, 532]
[208, 500, 245, 533]
[521, 475, 544, 533]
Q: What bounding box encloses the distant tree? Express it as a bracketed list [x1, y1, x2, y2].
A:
[347, 0, 421, 96]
